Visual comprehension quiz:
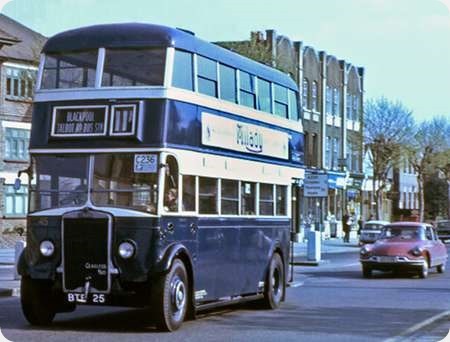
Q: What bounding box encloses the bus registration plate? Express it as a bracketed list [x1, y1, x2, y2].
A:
[67, 293, 107, 304]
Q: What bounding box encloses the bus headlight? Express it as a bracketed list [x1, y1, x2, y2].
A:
[118, 241, 136, 259]
[39, 240, 55, 257]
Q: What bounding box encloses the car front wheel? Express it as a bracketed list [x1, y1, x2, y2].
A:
[418, 261, 429, 279]
[437, 262, 446, 273]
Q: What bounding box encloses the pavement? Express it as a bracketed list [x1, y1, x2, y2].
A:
[0, 237, 360, 298]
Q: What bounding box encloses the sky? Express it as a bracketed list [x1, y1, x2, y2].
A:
[2, 0, 450, 122]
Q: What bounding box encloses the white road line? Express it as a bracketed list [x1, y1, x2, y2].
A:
[384, 310, 450, 342]
[289, 281, 304, 288]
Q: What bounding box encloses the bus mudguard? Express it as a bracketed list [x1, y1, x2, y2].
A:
[155, 243, 194, 275]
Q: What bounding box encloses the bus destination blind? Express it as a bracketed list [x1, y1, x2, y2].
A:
[52, 106, 108, 137]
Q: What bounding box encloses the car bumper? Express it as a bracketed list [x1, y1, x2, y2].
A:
[360, 256, 425, 270]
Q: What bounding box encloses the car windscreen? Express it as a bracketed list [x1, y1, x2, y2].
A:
[379, 226, 424, 240]
[363, 224, 385, 231]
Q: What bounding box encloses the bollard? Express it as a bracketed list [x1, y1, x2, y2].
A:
[307, 230, 321, 261]
[14, 241, 26, 280]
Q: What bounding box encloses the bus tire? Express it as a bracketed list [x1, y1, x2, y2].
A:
[153, 258, 188, 331]
[21, 276, 56, 326]
[262, 253, 284, 309]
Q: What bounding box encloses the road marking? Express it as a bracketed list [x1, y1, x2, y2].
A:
[384, 310, 450, 342]
[289, 281, 304, 288]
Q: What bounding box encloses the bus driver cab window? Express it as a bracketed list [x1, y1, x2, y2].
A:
[164, 156, 179, 212]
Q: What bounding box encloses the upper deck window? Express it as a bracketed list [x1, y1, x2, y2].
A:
[288, 89, 299, 121]
[257, 78, 272, 113]
[41, 50, 97, 89]
[197, 55, 217, 97]
[172, 50, 193, 90]
[102, 48, 165, 87]
[239, 71, 255, 109]
[219, 64, 236, 103]
[274, 84, 288, 118]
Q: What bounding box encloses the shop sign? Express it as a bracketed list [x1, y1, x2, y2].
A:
[304, 173, 328, 197]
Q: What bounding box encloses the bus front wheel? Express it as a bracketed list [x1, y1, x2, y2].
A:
[21, 276, 56, 325]
[262, 253, 284, 309]
[152, 258, 189, 331]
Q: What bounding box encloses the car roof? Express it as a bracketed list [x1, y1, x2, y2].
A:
[387, 221, 430, 228]
[365, 220, 390, 225]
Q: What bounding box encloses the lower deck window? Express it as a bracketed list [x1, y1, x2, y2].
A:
[221, 179, 239, 215]
[199, 177, 218, 214]
[182, 175, 196, 211]
[259, 183, 274, 216]
[241, 182, 256, 215]
[276, 185, 287, 216]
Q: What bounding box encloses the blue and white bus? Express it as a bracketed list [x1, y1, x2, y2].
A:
[17, 23, 305, 331]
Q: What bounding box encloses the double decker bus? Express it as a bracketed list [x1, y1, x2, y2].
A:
[17, 23, 305, 331]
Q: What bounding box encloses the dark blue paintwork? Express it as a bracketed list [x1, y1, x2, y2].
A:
[30, 98, 304, 166]
[42, 23, 297, 90]
[19, 213, 289, 305]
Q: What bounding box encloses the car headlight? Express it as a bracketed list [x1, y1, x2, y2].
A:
[118, 241, 136, 259]
[360, 247, 370, 256]
[410, 246, 423, 257]
[39, 240, 55, 257]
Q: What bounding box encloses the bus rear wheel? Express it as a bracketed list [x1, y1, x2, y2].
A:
[152, 258, 189, 331]
[21, 276, 56, 326]
[262, 253, 284, 309]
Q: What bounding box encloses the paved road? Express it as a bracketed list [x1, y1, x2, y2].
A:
[1, 248, 449, 342]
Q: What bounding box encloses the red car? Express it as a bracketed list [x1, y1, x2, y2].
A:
[360, 222, 448, 278]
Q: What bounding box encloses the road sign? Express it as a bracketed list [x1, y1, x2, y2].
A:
[304, 173, 328, 197]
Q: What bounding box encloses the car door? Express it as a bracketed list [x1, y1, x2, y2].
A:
[431, 227, 447, 267]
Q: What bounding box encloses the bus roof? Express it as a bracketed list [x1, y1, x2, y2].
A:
[42, 23, 298, 90]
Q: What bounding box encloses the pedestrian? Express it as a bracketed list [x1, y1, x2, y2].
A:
[342, 212, 351, 243]
[357, 216, 363, 235]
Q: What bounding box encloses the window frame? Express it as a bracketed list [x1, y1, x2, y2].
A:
[238, 70, 256, 109]
[5, 65, 37, 100]
[196, 55, 218, 98]
[4, 184, 28, 217]
[4, 127, 30, 161]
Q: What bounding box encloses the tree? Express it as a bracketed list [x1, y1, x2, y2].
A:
[364, 97, 415, 220]
[216, 34, 297, 81]
[406, 117, 450, 221]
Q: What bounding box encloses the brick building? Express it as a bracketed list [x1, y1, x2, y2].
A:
[0, 14, 46, 232]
